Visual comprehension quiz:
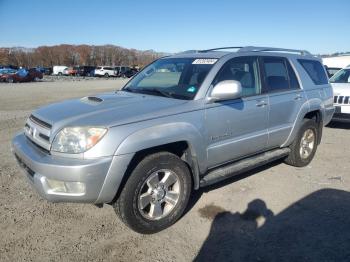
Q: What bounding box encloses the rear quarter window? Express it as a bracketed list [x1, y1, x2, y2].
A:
[298, 59, 328, 85]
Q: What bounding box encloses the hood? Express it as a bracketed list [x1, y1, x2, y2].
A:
[32, 91, 189, 132]
[331, 83, 350, 96]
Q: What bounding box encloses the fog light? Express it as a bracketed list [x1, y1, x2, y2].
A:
[44, 178, 86, 195]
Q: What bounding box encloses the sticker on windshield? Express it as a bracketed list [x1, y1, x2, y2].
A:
[192, 59, 218, 65]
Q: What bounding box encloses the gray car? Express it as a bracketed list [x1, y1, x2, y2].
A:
[12, 46, 334, 233]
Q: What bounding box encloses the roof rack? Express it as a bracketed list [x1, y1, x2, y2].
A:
[238, 46, 312, 56]
[199, 47, 243, 52]
[198, 46, 311, 56]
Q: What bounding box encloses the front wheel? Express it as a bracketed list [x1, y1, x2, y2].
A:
[114, 152, 192, 234]
[284, 119, 319, 167]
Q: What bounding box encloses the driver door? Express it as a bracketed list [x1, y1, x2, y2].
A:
[205, 56, 269, 168]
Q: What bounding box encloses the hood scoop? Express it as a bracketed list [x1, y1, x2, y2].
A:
[81, 96, 104, 105]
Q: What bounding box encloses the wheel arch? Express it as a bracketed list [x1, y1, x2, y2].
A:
[282, 101, 324, 147]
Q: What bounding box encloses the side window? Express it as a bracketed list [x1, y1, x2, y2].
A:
[298, 59, 328, 85]
[262, 57, 297, 92]
[213, 56, 260, 97]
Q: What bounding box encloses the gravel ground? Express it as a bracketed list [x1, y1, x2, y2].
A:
[0, 80, 349, 261]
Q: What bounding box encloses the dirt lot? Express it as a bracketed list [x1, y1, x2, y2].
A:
[0, 80, 349, 261]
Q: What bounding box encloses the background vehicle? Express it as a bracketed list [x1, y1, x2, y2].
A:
[94, 66, 117, 77]
[1, 68, 43, 83]
[0, 68, 17, 76]
[12, 46, 334, 234]
[325, 66, 341, 78]
[34, 67, 52, 75]
[65, 67, 79, 76]
[122, 67, 138, 78]
[52, 66, 68, 76]
[115, 66, 131, 77]
[76, 66, 95, 76]
[330, 66, 350, 122]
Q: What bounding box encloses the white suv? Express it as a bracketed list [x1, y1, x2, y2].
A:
[330, 66, 350, 122]
[94, 66, 117, 77]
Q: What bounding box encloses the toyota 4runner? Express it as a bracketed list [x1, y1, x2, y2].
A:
[12, 46, 334, 234]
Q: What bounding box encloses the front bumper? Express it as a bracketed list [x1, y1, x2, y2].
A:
[331, 106, 350, 123]
[332, 113, 350, 123]
[12, 133, 133, 203]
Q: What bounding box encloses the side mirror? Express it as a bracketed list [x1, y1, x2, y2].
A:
[208, 80, 242, 102]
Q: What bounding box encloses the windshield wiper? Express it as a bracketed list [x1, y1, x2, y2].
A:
[122, 87, 136, 93]
[137, 88, 175, 98]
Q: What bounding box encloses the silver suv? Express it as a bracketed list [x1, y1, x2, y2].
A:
[12, 46, 334, 233]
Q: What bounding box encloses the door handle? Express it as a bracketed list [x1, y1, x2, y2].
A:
[294, 94, 302, 100]
[256, 101, 267, 107]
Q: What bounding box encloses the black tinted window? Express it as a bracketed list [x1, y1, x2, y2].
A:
[213, 56, 260, 97]
[263, 57, 289, 91]
[298, 59, 328, 85]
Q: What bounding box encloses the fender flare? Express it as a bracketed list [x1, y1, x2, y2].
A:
[114, 122, 207, 189]
[282, 98, 324, 147]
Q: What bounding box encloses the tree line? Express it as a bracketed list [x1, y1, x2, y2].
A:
[0, 44, 166, 68]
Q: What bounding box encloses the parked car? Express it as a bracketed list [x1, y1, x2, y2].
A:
[65, 67, 79, 76]
[325, 66, 341, 78]
[116, 67, 138, 78]
[12, 46, 334, 234]
[330, 66, 350, 122]
[76, 66, 95, 77]
[52, 66, 68, 76]
[0, 68, 17, 76]
[34, 67, 52, 75]
[1, 68, 43, 83]
[114, 66, 130, 77]
[94, 66, 117, 77]
[0, 65, 19, 70]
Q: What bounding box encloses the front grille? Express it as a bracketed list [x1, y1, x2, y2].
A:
[334, 95, 350, 105]
[29, 115, 52, 129]
[25, 115, 52, 151]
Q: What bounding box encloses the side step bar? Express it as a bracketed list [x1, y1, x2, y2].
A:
[200, 148, 291, 187]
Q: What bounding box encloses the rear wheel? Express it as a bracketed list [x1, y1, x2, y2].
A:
[7, 78, 14, 83]
[104, 73, 109, 78]
[284, 119, 319, 167]
[58, 72, 62, 76]
[114, 152, 192, 234]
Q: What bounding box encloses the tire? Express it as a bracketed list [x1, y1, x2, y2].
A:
[34, 77, 40, 82]
[58, 72, 62, 76]
[7, 78, 14, 83]
[104, 73, 109, 78]
[114, 152, 192, 234]
[284, 118, 319, 167]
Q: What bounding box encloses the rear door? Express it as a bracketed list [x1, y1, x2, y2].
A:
[260, 56, 306, 148]
[205, 56, 269, 167]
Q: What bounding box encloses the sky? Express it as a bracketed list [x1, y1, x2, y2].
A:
[0, 0, 349, 54]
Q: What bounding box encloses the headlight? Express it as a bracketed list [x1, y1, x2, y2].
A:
[51, 127, 107, 154]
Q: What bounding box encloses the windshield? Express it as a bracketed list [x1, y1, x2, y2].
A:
[330, 68, 350, 83]
[123, 58, 217, 100]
